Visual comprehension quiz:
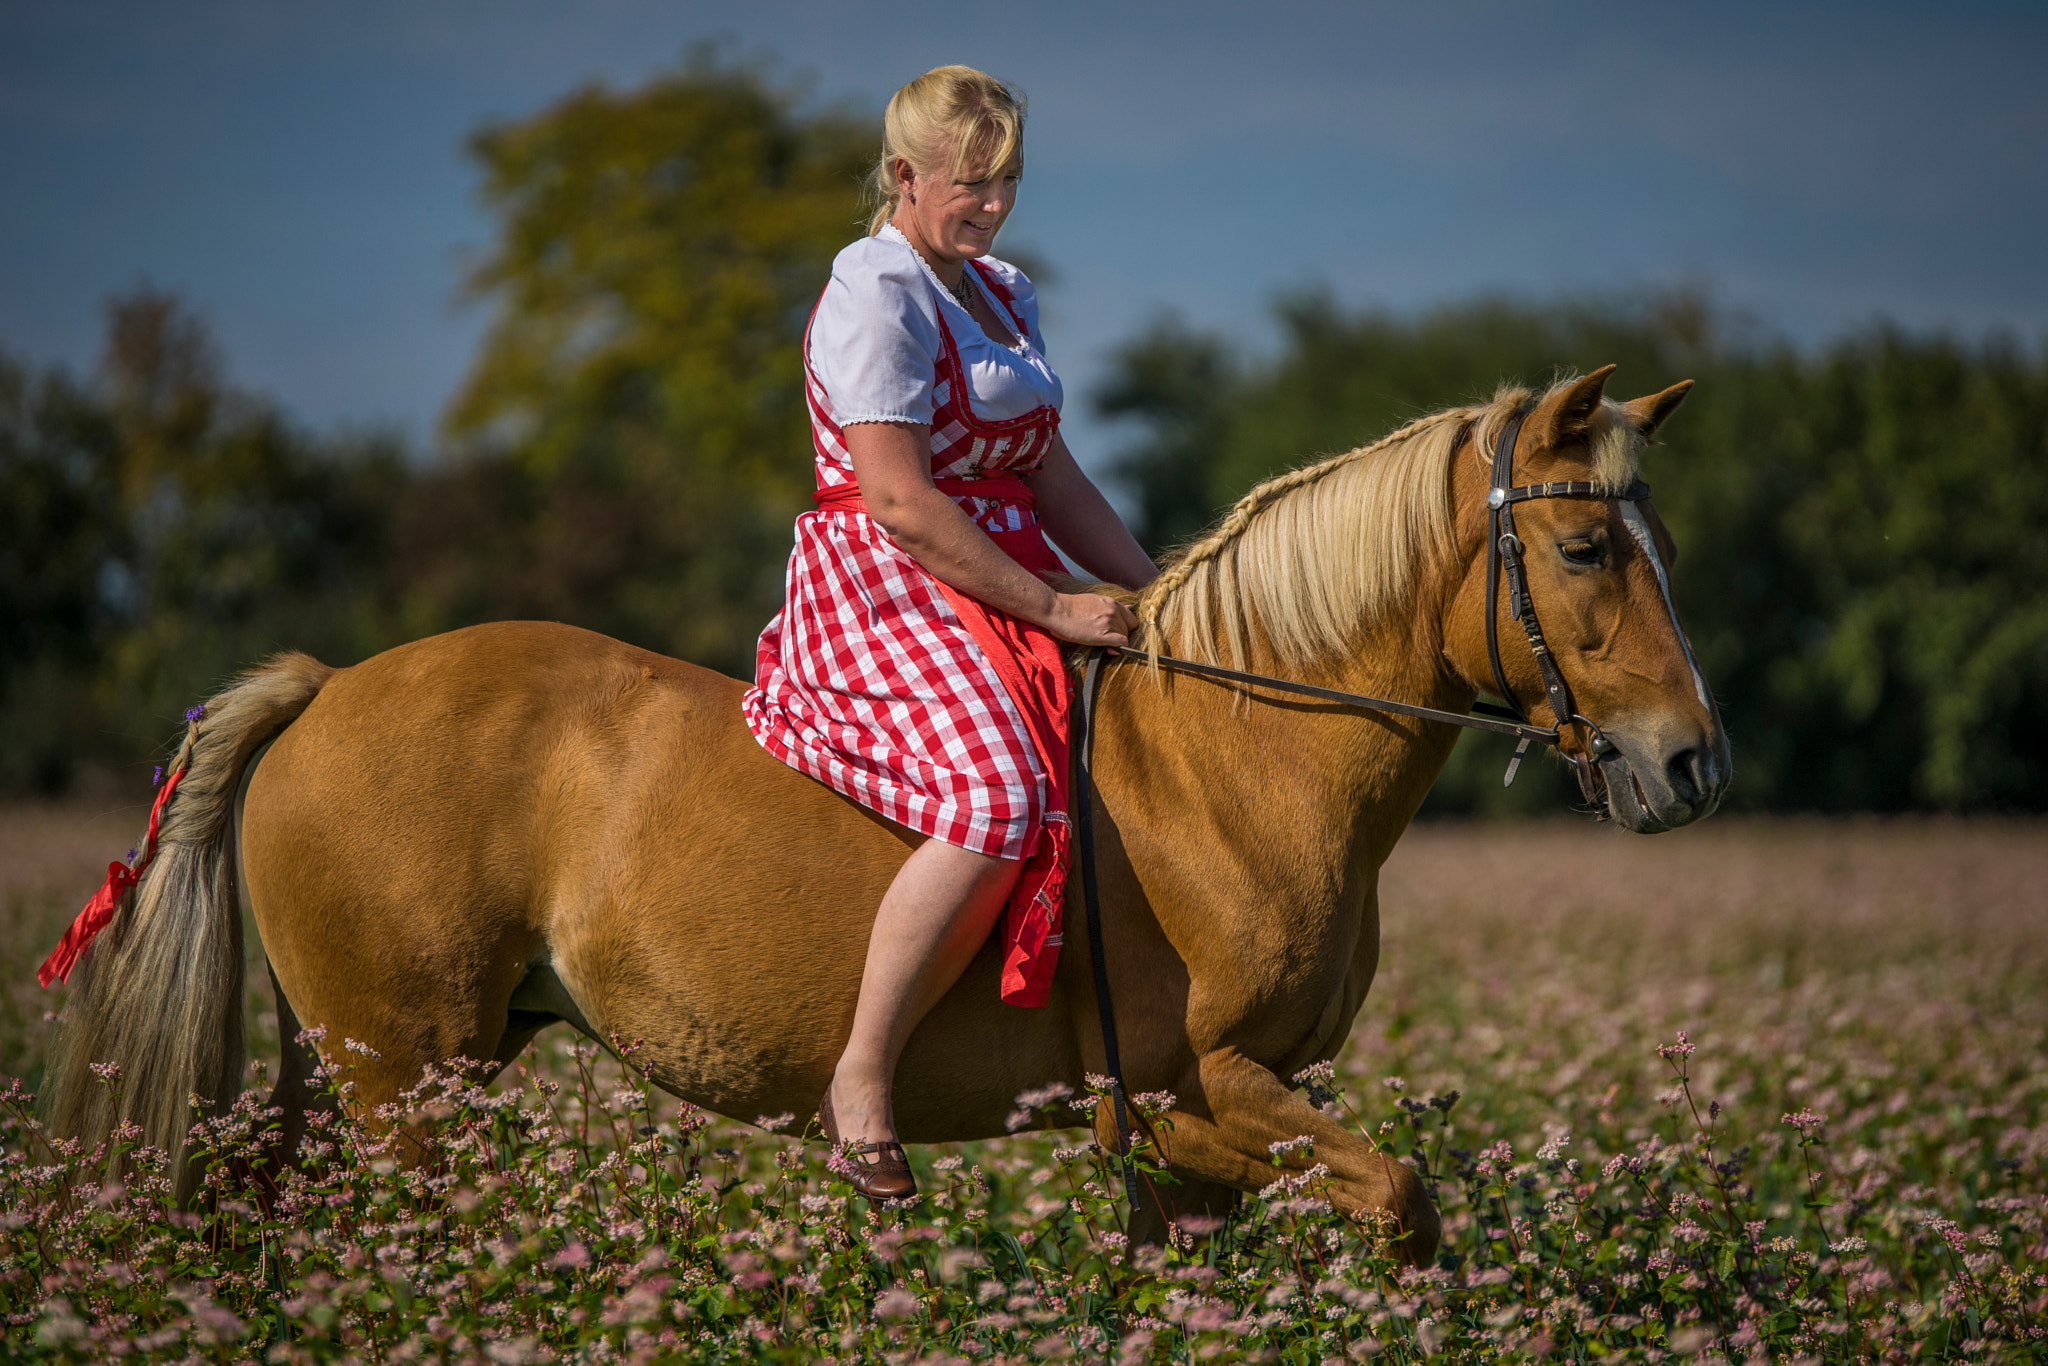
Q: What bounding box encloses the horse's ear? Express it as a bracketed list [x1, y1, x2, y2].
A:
[1619, 380, 1694, 439]
[1532, 364, 1616, 448]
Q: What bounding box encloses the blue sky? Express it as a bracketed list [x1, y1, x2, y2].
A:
[2, 0, 2044, 467]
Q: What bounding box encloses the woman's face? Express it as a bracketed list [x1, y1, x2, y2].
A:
[897, 146, 1022, 265]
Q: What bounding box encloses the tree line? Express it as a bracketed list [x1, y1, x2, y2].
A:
[4, 55, 2043, 811]
[1101, 295, 2048, 814]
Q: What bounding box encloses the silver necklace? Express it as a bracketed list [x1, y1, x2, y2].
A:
[948, 269, 975, 312]
[900, 227, 976, 312]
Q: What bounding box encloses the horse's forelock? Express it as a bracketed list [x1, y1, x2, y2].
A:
[1506, 374, 1647, 492]
[1589, 398, 1648, 492]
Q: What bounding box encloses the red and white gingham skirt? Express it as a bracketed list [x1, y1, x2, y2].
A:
[743, 505, 1049, 859]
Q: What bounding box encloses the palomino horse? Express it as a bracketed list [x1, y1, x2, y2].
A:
[46, 368, 1728, 1264]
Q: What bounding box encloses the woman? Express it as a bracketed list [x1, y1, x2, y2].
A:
[742, 65, 1159, 1198]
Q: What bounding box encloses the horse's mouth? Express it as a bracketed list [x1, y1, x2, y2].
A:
[1594, 751, 1674, 834]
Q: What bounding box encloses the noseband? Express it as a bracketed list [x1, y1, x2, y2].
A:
[1482, 409, 1650, 799]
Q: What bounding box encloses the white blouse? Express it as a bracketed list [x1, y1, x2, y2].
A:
[808, 225, 1063, 428]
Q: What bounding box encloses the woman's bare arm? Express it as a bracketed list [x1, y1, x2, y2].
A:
[1023, 433, 1160, 589]
[845, 422, 1136, 645]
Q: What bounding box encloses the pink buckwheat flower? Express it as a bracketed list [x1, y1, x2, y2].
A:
[1782, 1108, 1828, 1137]
[1656, 1030, 1694, 1061]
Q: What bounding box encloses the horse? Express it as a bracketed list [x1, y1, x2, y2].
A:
[44, 366, 1729, 1265]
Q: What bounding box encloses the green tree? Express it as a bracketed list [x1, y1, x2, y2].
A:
[0, 352, 118, 792]
[0, 292, 404, 795]
[1094, 316, 1239, 555]
[440, 49, 874, 672]
[1687, 332, 2048, 809]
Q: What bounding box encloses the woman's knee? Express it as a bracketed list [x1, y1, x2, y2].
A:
[923, 838, 1021, 884]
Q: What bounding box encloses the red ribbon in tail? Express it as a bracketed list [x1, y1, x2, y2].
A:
[38, 766, 186, 988]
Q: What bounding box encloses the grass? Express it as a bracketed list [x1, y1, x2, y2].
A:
[0, 803, 2044, 1361]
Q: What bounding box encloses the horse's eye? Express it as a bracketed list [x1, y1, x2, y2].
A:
[1561, 540, 1601, 566]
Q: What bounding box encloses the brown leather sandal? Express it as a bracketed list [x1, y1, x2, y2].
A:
[817, 1089, 918, 1200]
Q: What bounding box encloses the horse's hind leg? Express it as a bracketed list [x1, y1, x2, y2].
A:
[246, 823, 541, 1141]
[248, 862, 534, 1170]
[260, 943, 518, 1172]
[260, 963, 338, 1181]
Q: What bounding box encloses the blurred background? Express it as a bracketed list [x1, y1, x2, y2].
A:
[3, 0, 2045, 814]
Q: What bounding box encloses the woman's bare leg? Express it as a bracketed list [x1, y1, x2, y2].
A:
[828, 838, 1022, 1144]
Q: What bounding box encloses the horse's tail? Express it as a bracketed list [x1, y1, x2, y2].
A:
[42, 651, 335, 1201]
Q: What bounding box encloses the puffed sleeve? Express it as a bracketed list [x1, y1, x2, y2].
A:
[808, 237, 941, 427]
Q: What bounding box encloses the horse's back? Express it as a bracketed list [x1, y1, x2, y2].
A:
[246, 620, 762, 918]
[239, 620, 1011, 1120]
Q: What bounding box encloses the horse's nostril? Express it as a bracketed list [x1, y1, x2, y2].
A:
[1666, 748, 1705, 806]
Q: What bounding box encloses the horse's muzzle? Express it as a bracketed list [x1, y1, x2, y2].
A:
[1595, 731, 1729, 833]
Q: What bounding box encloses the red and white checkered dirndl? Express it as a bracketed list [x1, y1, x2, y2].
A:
[742, 262, 1072, 1007]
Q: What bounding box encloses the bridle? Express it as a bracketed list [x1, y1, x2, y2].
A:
[1481, 408, 1650, 800]
[1070, 409, 1652, 1193]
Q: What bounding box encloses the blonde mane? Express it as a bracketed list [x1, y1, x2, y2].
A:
[1133, 377, 1647, 674]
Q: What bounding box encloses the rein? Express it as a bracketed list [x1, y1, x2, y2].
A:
[1070, 409, 1653, 1193]
[1097, 646, 1557, 744]
[1070, 650, 1145, 1212]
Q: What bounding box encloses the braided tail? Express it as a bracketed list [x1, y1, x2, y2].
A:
[41, 652, 333, 1202]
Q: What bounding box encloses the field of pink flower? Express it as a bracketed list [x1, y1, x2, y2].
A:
[1, 806, 2043, 1362]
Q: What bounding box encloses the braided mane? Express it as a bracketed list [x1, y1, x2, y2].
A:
[1133, 378, 1646, 675]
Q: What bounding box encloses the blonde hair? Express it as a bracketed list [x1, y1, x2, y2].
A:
[1136, 378, 1648, 675]
[866, 66, 1026, 235]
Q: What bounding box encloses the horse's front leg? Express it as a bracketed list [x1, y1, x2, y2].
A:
[1124, 1173, 1241, 1249]
[1125, 1048, 1439, 1267]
